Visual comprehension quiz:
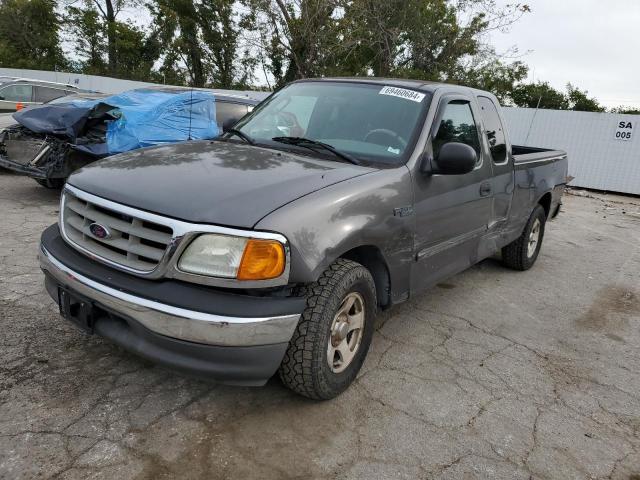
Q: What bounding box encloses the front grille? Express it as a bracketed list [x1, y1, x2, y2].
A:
[61, 190, 173, 272]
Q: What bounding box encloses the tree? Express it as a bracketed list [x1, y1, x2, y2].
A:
[242, 0, 340, 86]
[88, 0, 126, 75]
[200, 0, 238, 87]
[243, 0, 530, 93]
[511, 82, 606, 112]
[510, 81, 568, 110]
[65, 1, 161, 81]
[566, 83, 604, 112]
[335, 0, 530, 99]
[112, 21, 162, 81]
[150, 0, 247, 88]
[448, 57, 528, 104]
[610, 106, 640, 115]
[65, 5, 108, 74]
[0, 0, 66, 70]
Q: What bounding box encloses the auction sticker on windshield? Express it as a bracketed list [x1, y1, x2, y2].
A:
[379, 86, 425, 103]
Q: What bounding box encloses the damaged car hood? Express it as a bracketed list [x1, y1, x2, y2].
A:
[67, 141, 375, 228]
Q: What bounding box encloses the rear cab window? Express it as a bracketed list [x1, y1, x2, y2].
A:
[477, 96, 507, 164]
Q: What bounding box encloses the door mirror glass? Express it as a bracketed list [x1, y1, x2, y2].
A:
[431, 142, 477, 175]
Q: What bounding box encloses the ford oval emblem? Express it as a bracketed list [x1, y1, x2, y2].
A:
[89, 222, 111, 240]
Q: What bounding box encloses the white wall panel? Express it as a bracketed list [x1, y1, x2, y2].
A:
[0, 68, 270, 102]
[504, 107, 640, 195]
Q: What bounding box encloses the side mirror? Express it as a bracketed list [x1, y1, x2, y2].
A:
[429, 142, 477, 175]
[0, 95, 4, 100]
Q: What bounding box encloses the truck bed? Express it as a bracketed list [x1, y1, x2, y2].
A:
[512, 145, 567, 164]
[504, 144, 569, 246]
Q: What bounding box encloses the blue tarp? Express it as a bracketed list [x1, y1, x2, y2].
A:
[14, 88, 221, 156]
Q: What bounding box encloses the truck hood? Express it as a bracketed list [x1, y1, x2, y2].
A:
[67, 140, 375, 228]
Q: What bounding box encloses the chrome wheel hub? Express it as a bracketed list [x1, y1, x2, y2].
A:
[527, 218, 541, 258]
[327, 292, 365, 373]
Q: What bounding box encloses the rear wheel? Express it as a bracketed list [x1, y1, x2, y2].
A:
[35, 178, 65, 189]
[278, 259, 376, 400]
[501, 204, 547, 271]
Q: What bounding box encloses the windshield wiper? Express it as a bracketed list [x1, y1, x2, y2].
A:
[271, 136, 360, 165]
[226, 128, 254, 145]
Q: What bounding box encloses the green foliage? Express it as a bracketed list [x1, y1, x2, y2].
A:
[242, 0, 341, 86]
[510, 81, 606, 112]
[113, 21, 162, 81]
[610, 106, 640, 115]
[242, 0, 530, 96]
[65, 1, 161, 81]
[566, 83, 605, 112]
[449, 59, 529, 104]
[0, 0, 619, 112]
[0, 0, 66, 70]
[511, 81, 569, 109]
[150, 0, 247, 88]
[65, 6, 108, 75]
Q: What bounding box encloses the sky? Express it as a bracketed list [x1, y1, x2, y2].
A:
[489, 0, 640, 109]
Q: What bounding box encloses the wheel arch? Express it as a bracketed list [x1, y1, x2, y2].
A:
[339, 245, 391, 309]
[537, 191, 553, 218]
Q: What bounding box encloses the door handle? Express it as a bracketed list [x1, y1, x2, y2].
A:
[479, 182, 492, 197]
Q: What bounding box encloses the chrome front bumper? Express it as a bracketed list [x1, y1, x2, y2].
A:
[39, 245, 301, 347]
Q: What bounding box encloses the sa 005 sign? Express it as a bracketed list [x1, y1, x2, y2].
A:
[614, 121, 634, 141]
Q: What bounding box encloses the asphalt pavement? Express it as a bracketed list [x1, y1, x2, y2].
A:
[1, 171, 639, 479]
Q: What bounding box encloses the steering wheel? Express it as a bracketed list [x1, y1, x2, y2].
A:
[364, 128, 407, 149]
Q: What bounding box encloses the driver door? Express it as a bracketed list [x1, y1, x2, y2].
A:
[411, 94, 494, 293]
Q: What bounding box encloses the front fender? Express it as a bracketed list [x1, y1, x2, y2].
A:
[255, 167, 415, 299]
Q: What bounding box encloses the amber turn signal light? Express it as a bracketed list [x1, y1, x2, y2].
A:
[237, 239, 285, 280]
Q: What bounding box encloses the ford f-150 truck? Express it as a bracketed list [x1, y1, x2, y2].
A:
[39, 78, 568, 399]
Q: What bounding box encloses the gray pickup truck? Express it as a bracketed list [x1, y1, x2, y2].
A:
[39, 78, 568, 399]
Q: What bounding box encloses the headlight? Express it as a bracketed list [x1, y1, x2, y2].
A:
[177, 234, 286, 281]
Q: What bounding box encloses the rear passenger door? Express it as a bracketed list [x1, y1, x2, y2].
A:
[411, 94, 494, 292]
[477, 96, 514, 231]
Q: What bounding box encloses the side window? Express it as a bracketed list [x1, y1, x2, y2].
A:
[35, 86, 67, 103]
[477, 96, 507, 164]
[216, 102, 250, 131]
[0, 84, 33, 102]
[433, 100, 480, 163]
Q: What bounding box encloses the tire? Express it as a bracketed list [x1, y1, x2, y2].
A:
[35, 178, 65, 189]
[502, 204, 547, 271]
[279, 259, 377, 400]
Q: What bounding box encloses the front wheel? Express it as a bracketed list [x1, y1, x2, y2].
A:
[278, 259, 376, 400]
[501, 204, 547, 271]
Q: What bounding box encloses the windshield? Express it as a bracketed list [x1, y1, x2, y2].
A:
[233, 81, 431, 165]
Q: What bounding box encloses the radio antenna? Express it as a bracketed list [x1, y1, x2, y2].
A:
[187, 84, 194, 141]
